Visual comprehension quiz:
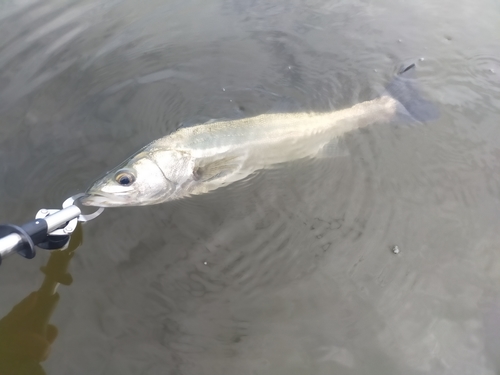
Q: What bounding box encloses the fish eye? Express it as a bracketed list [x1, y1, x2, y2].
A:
[115, 170, 136, 186]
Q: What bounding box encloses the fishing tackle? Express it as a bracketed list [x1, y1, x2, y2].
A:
[0, 194, 103, 265]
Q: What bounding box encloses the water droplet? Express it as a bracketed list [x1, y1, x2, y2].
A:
[203, 261, 208, 265]
[392, 245, 400, 254]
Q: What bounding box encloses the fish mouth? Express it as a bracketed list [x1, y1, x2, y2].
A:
[80, 191, 130, 207]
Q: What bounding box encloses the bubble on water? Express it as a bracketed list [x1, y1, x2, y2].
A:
[203, 261, 208, 265]
[229, 99, 233, 102]
[419, 57, 425, 62]
[373, 69, 378, 72]
[222, 88, 226, 91]
[489, 69, 495, 73]
[397, 39, 402, 43]
[288, 66, 292, 70]
[392, 245, 400, 254]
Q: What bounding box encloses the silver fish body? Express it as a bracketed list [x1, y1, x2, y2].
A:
[82, 65, 436, 207]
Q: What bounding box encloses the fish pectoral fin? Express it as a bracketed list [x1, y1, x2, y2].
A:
[317, 137, 350, 159]
[193, 155, 243, 182]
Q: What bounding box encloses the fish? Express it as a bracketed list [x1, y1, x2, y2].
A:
[81, 64, 437, 207]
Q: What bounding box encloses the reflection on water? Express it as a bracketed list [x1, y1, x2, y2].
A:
[0, 0, 499, 374]
[0, 225, 82, 375]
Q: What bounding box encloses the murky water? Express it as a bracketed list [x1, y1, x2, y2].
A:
[0, 0, 499, 373]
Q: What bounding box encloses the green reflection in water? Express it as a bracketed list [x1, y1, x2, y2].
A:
[0, 225, 83, 375]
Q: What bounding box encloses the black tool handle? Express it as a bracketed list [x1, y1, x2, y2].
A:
[0, 219, 48, 262]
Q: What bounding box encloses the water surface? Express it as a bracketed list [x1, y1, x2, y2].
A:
[0, 0, 500, 374]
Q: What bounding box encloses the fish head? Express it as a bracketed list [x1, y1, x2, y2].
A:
[81, 150, 179, 207]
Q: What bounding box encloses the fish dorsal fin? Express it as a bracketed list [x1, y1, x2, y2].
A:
[204, 118, 219, 124]
[193, 154, 243, 182]
[177, 117, 221, 130]
[267, 97, 302, 114]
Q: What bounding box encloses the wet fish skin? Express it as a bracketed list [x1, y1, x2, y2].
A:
[82, 65, 436, 207]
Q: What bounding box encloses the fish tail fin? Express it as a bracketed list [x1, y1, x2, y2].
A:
[384, 63, 439, 122]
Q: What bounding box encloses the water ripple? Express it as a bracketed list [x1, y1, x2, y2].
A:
[1, 0, 500, 373]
